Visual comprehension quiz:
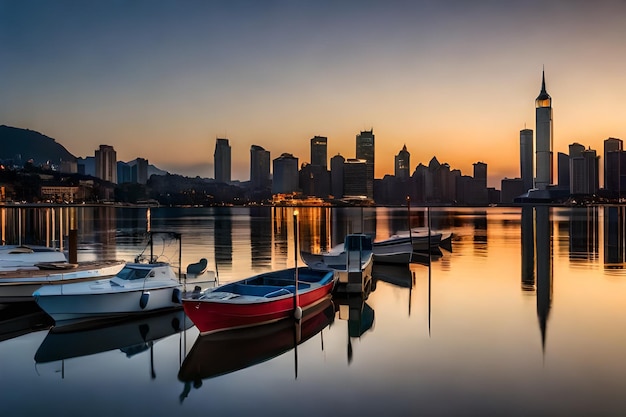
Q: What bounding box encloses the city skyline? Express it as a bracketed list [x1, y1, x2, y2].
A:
[3, 1, 626, 187]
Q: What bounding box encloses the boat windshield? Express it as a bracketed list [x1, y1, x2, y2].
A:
[116, 266, 152, 281]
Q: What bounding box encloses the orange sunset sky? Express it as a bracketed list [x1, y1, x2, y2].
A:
[2, 1, 626, 187]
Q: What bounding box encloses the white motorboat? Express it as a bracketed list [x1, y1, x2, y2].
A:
[0, 260, 126, 303]
[0, 245, 67, 270]
[33, 262, 183, 327]
[301, 234, 374, 294]
[372, 235, 414, 264]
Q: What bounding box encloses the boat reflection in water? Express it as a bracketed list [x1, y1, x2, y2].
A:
[178, 297, 335, 401]
[0, 302, 53, 343]
[333, 295, 375, 365]
[34, 309, 193, 369]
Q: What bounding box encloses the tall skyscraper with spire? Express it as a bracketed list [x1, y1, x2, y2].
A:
[535, 71, 553, 190]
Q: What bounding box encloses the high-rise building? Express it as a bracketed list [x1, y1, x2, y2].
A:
[604, 137, 623, 190]
[117, 161, 132, 184]
[343, 159, 368, 198]
[394, 145, 410, 180]
[520, 129, 534, 192]
[214, 138, 231, 183]
[310, 136, 328, 168]
[330, 154, 345, 198]
[356, 129, 375, 199]
[133, 158, 149, 185]
[250, 145, 270, 190]
[473, 162, 487, 187]
[535, 71, 553, 190]
[570, 144, 599, 195]
[95, 145, 117, 184]
[271, 153, 299, 194]
[557, 152, 569, 189]
[471, 161, 488, 205]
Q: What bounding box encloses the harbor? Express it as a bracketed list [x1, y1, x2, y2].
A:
[1, 205, 626, 415]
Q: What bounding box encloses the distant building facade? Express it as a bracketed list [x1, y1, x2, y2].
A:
[310, 136, 328, 168]
[356, 129, 375, 199]
[604, 137, 623, 192]
[214, 138, 231, 183]
[272, 153, 299, 194]
[394, 145, 410, 180]
[250, 145, 270, 190]
[330, 154, 345, 198]
[133, 157, 149, 185]
[520, 128, 534, 192]
[570, 143, 599, 195]
[343, 159, 368, 198]
[95, 145, 117, 184]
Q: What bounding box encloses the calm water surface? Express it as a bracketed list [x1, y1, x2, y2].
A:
[1, 206, 625, 416]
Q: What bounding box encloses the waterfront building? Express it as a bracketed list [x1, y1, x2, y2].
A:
[95, 145, 117, 184]
[604, 137, 623, 192]
[214, 138, 231, 183]
[133, 157, 149, 185]
[272, 153, 299, 194]
[570, 144, 599, 195]
[557, 152, 569, 190]
[59, 160, 77, 174]
[299, 163, 330, 198]
[535, 71, 553, 190]
[356, 129, 375, 199]
[330, 154, 345, 198]
[394, 145, 410, 180]
[310, 136, 328, 168]
[520, 129, 534, 192]
[472, 162, 488, 205]
[77, 156, 95, 177]
[343, 158, 368, 198]
[117, 161, 132, 184]
[250, 145, 270, 190]
[501, 178, 525, 204]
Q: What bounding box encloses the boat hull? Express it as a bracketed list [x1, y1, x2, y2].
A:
[182, 268, 335, 335]
[34, 284, 182, 326]
[372, 237, 414, 264]
[0, 260, 125, 303]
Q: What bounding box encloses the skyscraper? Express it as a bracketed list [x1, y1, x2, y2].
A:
[343, 159, 368, 198]
[310, 136, 328, 168]
[330, 154, 345, 198]
[394, 145, 410, 180]
[272, 153, 299, 194]
[604, 137, 623, 190]
[95, 145, 117, 184]
[520, 129, 534, 192]
[214, 138, 231, 183]
[356, 129, 375, 199]
[250, 145, 270, 190]
[535, 71, 553, 190]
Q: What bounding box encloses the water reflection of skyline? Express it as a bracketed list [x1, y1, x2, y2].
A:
[0, 206, 624, 273]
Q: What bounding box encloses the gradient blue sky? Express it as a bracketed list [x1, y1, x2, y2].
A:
[2, 0, 626, 187]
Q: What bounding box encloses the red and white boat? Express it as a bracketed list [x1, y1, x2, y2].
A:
[182, 267, 337, 335]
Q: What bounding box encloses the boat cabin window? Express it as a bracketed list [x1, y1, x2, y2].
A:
[116, 266, 152, 281]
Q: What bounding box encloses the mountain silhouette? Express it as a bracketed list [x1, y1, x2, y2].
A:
[0, 125, 76, 166]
